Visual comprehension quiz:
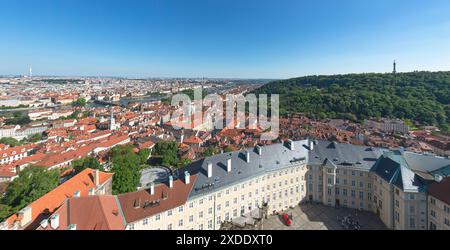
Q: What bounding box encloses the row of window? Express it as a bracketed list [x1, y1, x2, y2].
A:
[335, 178, 371, 189]
[333, 187, 368, 200]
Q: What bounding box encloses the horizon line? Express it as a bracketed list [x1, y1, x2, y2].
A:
[1, 69, 449, 81]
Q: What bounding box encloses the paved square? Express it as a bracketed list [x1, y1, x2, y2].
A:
[262, 203, 387, 230]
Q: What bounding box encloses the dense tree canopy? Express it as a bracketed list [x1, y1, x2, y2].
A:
[152, 141, 180, 167]
[151, 141, 190, 168]
[110, 145, 141, 194]
[72, 98, 87, 107]
[27, 133, 43, 143]
[0, 137, 22, 147]
[254, 71, 450, 133]
[137, 148, 151, 165]
[4, 112, 31, 125]
[71, 157, 102, 173]
[0, 167, 60, 221]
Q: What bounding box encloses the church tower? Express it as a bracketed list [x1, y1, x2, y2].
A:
[109, 110, 117, 130]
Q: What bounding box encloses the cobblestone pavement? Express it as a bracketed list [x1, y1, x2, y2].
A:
[262, 203, 387, 230]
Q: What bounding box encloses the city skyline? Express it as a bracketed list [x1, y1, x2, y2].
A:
[1, 0, 450, 78]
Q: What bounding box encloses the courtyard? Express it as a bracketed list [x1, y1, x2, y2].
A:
[263, 203, 387, 230]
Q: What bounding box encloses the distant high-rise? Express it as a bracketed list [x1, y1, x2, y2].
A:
[393, 60, 397, 74]
[29, 67, 33, 78]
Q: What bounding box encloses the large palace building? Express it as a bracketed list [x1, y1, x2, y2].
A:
[116, 139, 450, 230]
[3, 140, 449, 230]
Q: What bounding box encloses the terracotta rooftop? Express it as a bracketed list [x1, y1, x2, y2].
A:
[39, 195, 125, 230]
[428, 177, 450, 205]
[4, 168, 113, 229]
[117, 175, 196, 223]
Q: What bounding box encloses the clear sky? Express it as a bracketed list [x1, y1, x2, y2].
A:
[1, 0, 450, 79]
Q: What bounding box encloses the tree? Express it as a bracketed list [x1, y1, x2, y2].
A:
[152, 141, 180, 168]
[0, 204, 12, 222]
[176, 158, 191, 168]
[253, 71, 450, 130]
[4, 112, 31, 125]
[110, 145, 141, 194]
[1, 167, 60, 220]
[137, 148, 151, 165]
[72, 98, 87, 107]
[0, 137, 21, 147]
[28, 133, 43, 143]
[202, 146, 219, 157]
[223, 146, 234, 153]
[71, 157, 102, 173]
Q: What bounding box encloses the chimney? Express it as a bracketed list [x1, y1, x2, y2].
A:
[67, 224, 77, 230]
[308, 139, 314, 150]
[94, 169, 100, 187]
[150, 183, 155, 195]
[184, 171, 190, 184]
[435, 174, 443, 183]
[255, 145, 262, 156]
[18, 206, 32, 228]
[227, 158, 232, 173]
[207, 162, 213, 178]
[73, 190, 81, 197]
[245, 150, 250, 163]
[169, 175, 173, 188]
[40, 219, 49, 229]
[286, 140, 294, 151]
[50, 214, 60, 229]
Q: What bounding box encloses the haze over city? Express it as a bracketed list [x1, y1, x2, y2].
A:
[1, 0, 450, 78]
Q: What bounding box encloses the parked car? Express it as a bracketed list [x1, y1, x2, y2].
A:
[282, 213, 292, 226]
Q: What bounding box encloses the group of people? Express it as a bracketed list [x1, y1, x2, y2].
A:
[338, 215, 361, 230]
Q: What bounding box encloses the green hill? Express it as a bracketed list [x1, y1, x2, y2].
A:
[253, 71, 450, 132]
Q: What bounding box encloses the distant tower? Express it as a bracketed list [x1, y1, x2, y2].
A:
[393, 60, 397, 74]
[109, 110, 117, 130]
[29, 67, 33, 78]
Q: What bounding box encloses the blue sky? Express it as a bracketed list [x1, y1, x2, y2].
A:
[1, 0, 450, 78]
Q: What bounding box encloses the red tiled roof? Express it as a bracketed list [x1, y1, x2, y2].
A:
[5, 168, 113, 230]
[117, 175, 196, 223]
[183, 136, 203, 145]
[0, 145, 32, 160]
[40, 195, 125, 230]
[138, 140, 155, 149]
[428, 177, 450, 205]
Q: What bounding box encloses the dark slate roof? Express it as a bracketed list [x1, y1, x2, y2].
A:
[371, 155, 400, 184]
[171, 140, 444, 198]
[308, 140, 385, 170]
[371, 151, 426, 192]
[178, 140, 310, 199]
